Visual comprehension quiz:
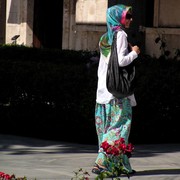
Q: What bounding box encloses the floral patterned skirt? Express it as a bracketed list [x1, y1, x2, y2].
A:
[95, 98, 133, 173]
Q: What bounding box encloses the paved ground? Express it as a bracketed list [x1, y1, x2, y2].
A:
[0, 134, 180, 180]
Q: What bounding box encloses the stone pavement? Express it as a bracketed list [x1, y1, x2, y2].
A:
[0, 134, 180, 180]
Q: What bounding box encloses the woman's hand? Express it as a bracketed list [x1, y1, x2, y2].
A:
[132, 45, 140, 54]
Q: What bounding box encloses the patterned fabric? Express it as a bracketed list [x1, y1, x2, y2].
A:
[99, 4, 132, 57]
[95, 98, 133, 173]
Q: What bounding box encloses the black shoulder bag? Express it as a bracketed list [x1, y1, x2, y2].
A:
[106, 31, 136, 99]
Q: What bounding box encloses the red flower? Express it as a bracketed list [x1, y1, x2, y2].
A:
[0, 172, 4, 176]
[100, 138, 134, 157]
[106, 146, 113, 154]
[114, 138, 125, 145]
[4, 174, 11, 180]
[126, 143, 134, 152]
[0, 172, 11, 180]
[101, 141, 111, 151]
[111, 147, 120, 156]
[125, 143, 134, 158]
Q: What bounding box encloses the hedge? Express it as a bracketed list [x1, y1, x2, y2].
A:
[0, 45, 179, 144]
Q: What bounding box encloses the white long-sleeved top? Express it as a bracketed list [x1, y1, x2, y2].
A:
[96, 30, 138, 106]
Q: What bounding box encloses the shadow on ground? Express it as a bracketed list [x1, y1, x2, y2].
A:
[0, 134, 180, 158]
[134, 169, 180, 176]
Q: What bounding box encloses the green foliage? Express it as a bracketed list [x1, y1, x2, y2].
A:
[0, 46, 98, 143]
[71, 168, 90, 180]
[0, 46, 179, 144]
[131, 55, 180, 143]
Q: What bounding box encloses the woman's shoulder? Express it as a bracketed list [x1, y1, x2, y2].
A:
[117, 29, 127, 38]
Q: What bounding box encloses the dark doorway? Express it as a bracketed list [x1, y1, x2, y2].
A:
[108, 0, 154, 28]
[108, 0, 154, 53]
[33, 0, 63, 49]
[0, 0, 6, 44]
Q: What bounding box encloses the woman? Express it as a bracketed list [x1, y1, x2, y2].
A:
[92, 4, 140, 175]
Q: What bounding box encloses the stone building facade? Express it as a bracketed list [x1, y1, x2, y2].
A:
[0, 0, 179, 58]
[145, 0, 180, 58]
[62, 0, 107, 51]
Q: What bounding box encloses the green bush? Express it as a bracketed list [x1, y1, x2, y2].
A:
[131, 56, 180, 144]
[0, 45, 98, 144]
[0, 45, 179, 144]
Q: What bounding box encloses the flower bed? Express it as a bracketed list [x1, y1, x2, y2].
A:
[0, 172, 26, 180]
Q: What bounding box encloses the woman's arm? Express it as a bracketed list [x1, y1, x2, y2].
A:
[116, 31, 140, 67]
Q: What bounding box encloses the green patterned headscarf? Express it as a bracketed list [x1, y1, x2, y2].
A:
[99, 4, 132, 57]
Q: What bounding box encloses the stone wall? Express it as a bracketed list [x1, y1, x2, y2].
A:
[3, 0, 180, 57]
[145, 28, 180, 58]
[76, 0, 106, 24]
[62, 0, 107, 51]
[145, 0, 180, 58]
[5, 0, 34, 46]
[154, 0, 180, 27]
